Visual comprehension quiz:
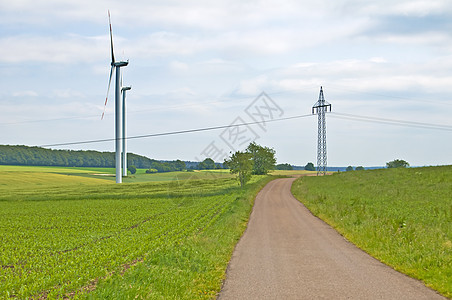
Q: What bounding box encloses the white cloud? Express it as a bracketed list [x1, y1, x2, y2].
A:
[169, 61, 189, 73]
[52, 89, 86, 99]
[371, 32, 451, 46]
[0, 35, 106, 64]
[12, 90, 38, 97]
[379, 0, 452, 16]
[331, 0, 452, 17]
[235, 75, 272, 95]
[231, 56, 452, 104]
[369, 57, 387, 63]
[0, 1, 373, 63]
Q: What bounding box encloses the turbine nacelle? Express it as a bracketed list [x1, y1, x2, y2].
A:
[113, 60, 129, 67]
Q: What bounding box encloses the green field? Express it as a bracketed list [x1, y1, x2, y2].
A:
[269, 169, 316, 176]
[0, 165, 112, 188]
[0, 165, 235, 186]
[291, 166, 452, 298]
[122, 169, 234, 183]
[0, 165, 272, 299]
[3, 165, 450, 298]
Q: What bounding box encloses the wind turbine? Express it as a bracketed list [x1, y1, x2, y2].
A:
[102, 10, 128, 184]
[121, 84, 131, 177]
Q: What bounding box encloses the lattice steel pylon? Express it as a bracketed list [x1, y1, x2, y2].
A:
[312, 86, 332, 176]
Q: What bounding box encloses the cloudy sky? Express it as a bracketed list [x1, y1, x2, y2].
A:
[1, 0, 452, 167]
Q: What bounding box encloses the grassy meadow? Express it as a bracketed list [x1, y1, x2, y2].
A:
[0, 165, 273, 299]
[291, 166, 452, 298]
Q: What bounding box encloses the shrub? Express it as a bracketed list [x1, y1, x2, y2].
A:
[386, 159, 409, 168]
[305, 162, 315, 171]
[128, 165, 137, 175]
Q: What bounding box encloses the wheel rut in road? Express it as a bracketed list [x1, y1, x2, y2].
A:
[218, 177, 445, 299]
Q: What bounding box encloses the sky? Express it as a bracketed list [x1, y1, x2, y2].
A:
[1, 0, 452, 167]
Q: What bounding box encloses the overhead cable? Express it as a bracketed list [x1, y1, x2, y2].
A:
[40, 113, 313, 148]
[330, 112, 452, 131]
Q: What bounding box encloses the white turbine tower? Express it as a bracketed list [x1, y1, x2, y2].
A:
[121, 84, 131, 177]
[102, 10, 128, 184]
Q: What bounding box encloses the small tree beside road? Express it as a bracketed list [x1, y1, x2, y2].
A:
[224, 151, 253, 188]
[246, 142, 276, 175]
[225, 142, 277, 187]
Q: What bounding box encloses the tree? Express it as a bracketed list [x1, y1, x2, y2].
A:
[275, 163, 293, 170]
[222, 160, 229, 169]
[246, 142, 276, 175]
[174, 159, 186, 171]
[149, 160, 187, 172]
[355, 166, 365, 171]
[224, 151, 253, 188]
[198, 158, 216, 170]
[304, 162, 315, 171]
[386, 159, 410, 168]
[346, 166, 354, 172]
[127, 165, 137, 175]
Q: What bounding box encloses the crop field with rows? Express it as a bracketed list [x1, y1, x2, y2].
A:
[0, 166, 272, 299]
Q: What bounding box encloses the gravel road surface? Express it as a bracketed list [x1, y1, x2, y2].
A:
[218, 178, 445, 299]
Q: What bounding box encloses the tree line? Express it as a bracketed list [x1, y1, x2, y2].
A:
[0, 145, 179, 171]
[0, 145, 231, 173]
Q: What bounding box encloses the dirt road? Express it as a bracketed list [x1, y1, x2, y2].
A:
[218, 178, 445, 299]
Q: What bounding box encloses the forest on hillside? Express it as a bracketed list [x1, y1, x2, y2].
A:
[0, 145, 229, 172]
[0, 145, 165, 169]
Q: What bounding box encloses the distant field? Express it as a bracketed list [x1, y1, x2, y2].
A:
[0, 165, 112, 191]
[0, 164, 272, 299]
[270, 169, 315, 176]
[0, 165, 235, 187]
[292, 166, 452, 298]
[122, 169, 234, 183]
[0, 165, 305, 186]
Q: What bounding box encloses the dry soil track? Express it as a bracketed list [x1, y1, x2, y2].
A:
[218, 177, 445, 300]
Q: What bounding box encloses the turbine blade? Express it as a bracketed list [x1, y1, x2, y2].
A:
[108, 10, 115, 63]
[102, 65, 115, 120]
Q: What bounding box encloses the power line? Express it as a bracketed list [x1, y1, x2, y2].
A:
[330, 112, 452, 131]
[38, 111, 452, 148]
[40, 113, 314, 148]
[327, 84, 452, 107]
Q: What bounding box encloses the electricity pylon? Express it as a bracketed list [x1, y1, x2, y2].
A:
[312, 86, 332, 176]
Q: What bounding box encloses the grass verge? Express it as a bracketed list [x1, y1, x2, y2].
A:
[291, 166, 452, 298]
